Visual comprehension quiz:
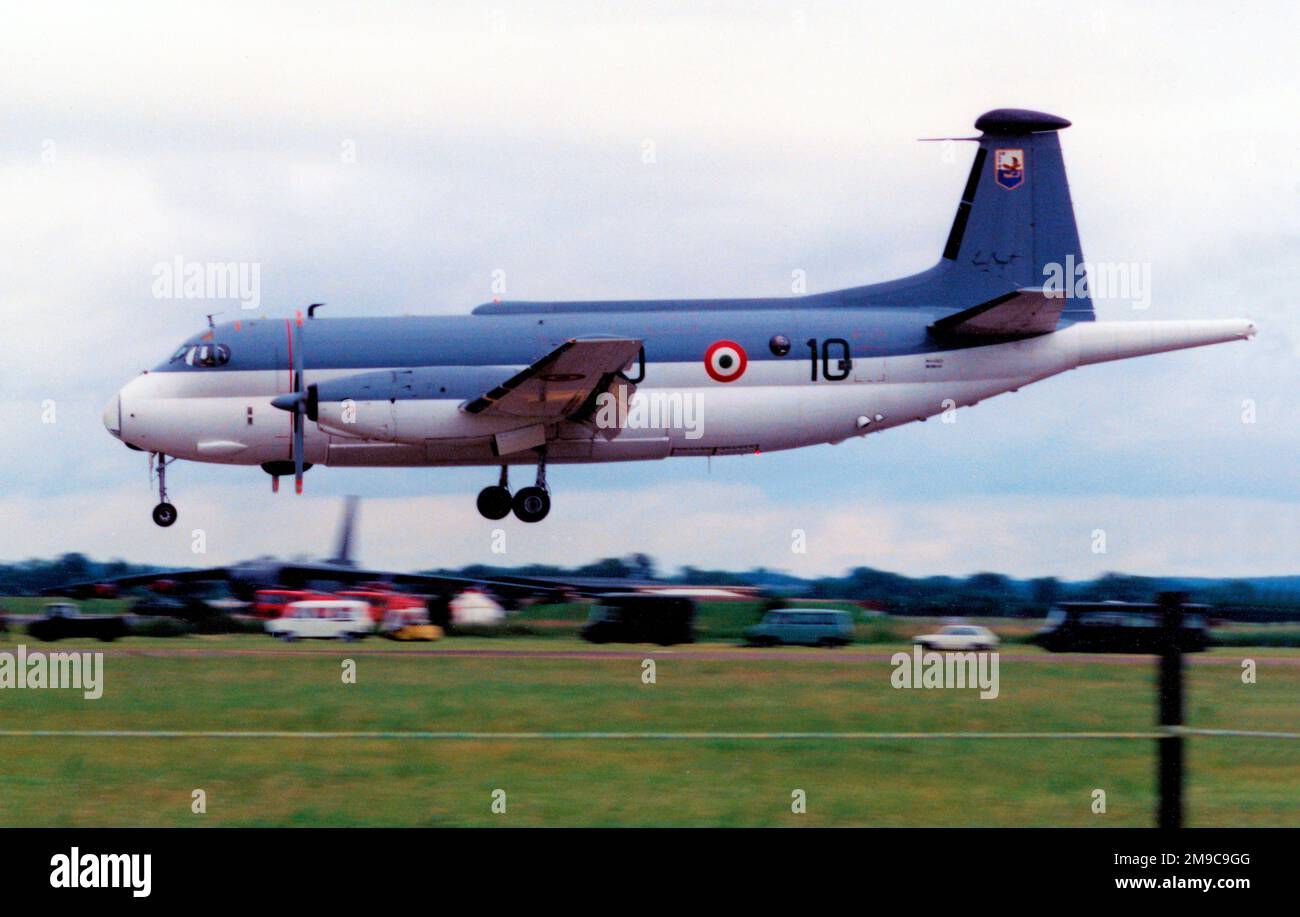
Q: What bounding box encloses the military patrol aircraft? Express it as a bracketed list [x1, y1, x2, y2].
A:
[104, 109, 1255, 526]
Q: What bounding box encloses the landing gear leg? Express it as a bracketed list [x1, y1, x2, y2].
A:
[476, 465, 513, 520]
[512, 448, 551, 523]
[151, 452, 178, 527]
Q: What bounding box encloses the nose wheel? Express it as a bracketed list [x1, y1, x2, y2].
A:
[150, 452, 178, 527]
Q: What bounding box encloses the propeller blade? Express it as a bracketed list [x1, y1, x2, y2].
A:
[293, 313, 305, 493]
[293, 405, 304, 494]
[293, 310, 304, 395]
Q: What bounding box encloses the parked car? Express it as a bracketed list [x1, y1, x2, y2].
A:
[913, 624, 999, 651]
[580, 594, 695, 646]
[1029, 602, 1211, 653]
[380, 607, 443, 641]
[744, 609, 854, 647]
[27, 602, 129, 642]
[265, 600, 373, 641]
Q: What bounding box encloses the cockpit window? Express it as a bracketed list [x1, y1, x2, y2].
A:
[170, 343, 230, 367]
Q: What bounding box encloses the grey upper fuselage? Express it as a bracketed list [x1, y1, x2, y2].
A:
[155, 262, 1089, 389]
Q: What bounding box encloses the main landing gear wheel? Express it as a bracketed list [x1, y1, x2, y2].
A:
[152, 502, 178, 527]
[476, 486, 512, 520]
[512, 486, 550, 523]
[477, 465, 513, 520]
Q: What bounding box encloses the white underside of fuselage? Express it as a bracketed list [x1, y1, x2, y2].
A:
[110, 320, 1254, 468]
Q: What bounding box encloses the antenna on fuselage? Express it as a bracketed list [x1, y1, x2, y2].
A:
[205, 312, 221, 329]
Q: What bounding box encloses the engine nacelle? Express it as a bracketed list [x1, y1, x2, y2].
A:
[316, 398, 397, 440]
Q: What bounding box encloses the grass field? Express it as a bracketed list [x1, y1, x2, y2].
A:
[0, 631, 1296, 826]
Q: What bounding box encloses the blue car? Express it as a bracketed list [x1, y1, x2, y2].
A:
[744, 609, 854, 647]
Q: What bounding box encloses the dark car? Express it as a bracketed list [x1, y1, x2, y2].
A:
[1029, 602, 1211, 653]
[580, 593, 696, 646]
[27, 603, 129, 642]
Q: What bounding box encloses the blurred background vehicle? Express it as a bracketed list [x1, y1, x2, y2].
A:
[1030, 602, 1211, 653]
[338, 587, 427, 624]
[265, 599, 373, 642]
[27, 601, 128, 642]
[380, 606, 443, 641]
[580, 594, 695, 645]
[744, 609, 854, 647]
[913, 624, 999, 651]
[252, 589, 333, 619]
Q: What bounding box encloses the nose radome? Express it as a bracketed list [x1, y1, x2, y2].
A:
[102, 393, 121, 436]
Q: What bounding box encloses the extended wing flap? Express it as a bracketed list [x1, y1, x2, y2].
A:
[929, 289, 1064, 339]
[462, 337, 642, 418]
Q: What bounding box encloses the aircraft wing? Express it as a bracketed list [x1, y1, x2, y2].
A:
[41, 563, 568, 603]
[461, 337, 643, 418]
[40, 567, 236, 597]
[929, 289, 1064, 339]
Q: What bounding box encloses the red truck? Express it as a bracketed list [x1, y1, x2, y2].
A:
[337, 589, 426, 624]
[252, 589, 334, 619]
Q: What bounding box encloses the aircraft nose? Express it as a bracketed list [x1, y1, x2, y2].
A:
[102, 393, 121, 437]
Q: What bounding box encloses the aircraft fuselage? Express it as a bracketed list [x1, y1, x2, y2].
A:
[107, 306, 1251, 468]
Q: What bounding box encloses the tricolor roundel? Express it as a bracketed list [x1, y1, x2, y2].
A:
[704, 340, 747, 383]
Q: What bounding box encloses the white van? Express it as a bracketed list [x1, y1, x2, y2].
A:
[265, 599, 373, 642]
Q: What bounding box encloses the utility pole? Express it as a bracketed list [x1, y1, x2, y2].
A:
[1156, 591, 1187, 829]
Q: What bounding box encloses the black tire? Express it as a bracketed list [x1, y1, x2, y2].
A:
[512, 486, 550, 523]
[476, 486, 512, 520]
[152, 502, 178, 527]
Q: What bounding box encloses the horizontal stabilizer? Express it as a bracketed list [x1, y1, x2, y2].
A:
[929, 289, 1064, 339]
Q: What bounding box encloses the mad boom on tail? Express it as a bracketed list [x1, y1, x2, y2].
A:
[104, 109, 1255, 526]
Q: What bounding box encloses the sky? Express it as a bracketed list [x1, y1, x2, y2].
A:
[0, 1, 1296, 579]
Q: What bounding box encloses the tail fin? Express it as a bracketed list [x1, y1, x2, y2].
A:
[941, 108, 1093, 323]
[327, 495, 359, 566]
